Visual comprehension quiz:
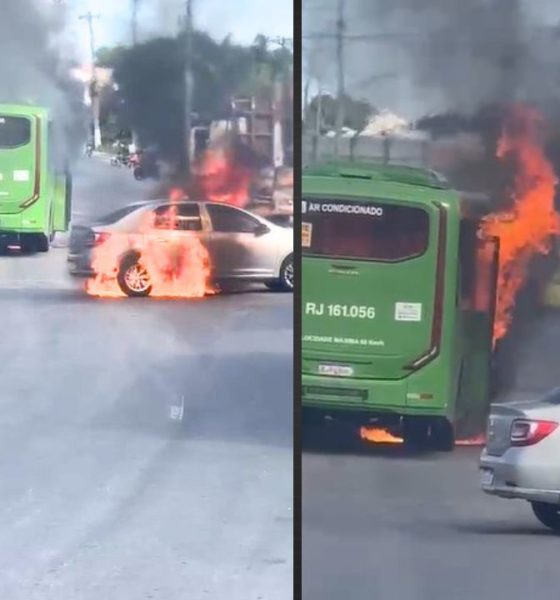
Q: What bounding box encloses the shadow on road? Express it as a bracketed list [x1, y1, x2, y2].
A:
[450, 520, 557, 537]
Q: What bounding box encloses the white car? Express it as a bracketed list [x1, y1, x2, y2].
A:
[480, 390, 560, 531]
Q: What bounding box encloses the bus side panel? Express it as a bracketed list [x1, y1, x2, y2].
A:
[455, 237, 499, 437]
[53, 171, 71, 232]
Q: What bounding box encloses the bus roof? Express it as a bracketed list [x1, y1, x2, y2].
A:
[0, 104, 50, 118]
[304, 161, 450, 190]
[304, 161, 497, 220]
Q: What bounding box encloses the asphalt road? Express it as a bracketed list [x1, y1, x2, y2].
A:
[0, 158, 293, 599]
[303, 311, 560, 600]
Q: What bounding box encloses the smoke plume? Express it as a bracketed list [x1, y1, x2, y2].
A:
[0, 0, 87, 161]
[304, 0, 560, 119]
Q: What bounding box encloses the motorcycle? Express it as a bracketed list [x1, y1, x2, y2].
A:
[131, 150, 160, 181]
[110, 151, 131, 168]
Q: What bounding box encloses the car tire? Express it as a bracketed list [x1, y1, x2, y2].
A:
[278, 254, 294, 291]
[117, 254, 152, 297]
[531, 502, 560, 532]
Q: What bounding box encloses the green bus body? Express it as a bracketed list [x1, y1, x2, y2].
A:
[0, 104, 71, 249]
[302, 162, 499, 448]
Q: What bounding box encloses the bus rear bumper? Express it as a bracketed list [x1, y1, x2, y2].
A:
[301, 373, 447, 423]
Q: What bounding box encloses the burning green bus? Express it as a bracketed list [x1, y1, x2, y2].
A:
[0, 104, 71, 251]
[302, 161, 499, 450]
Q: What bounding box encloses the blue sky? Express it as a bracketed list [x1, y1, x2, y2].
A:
[64, 0, 293, 59]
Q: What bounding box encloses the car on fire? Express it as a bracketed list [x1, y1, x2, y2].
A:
[480, 389, 560, 532]
[68, 199, 293, 296]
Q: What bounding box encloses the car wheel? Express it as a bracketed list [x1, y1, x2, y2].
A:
[117, 255, 152, 297]
[531, 502, 560, 532]
[279, 254, 293, 291]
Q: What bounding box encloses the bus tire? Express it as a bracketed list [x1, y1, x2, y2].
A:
[36, 234, 49, 253]
[402, 418, 430, 450]
[430, 418, 455, 452]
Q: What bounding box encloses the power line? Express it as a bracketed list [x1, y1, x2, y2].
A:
[132, 0, 140, 45]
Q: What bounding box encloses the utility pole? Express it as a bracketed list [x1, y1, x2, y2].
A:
[131, 0, 141, 151]
[79, 12, 102, 149]
[184, 0, 194, 174]
[335, 0, 345, 158]
[132, 0, 139, 45]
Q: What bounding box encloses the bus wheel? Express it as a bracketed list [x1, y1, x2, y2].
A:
[35, 234, 49, 253]
[402, 418, 430, 450]
[430, 418, 455, 452]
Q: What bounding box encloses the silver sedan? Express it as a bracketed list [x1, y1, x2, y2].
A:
[68, 200, 293, 296]
[480, 389, 560, 531]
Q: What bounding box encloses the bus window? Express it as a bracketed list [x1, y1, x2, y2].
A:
[0, 116, 31, 149]
[302, 198, 429, 262]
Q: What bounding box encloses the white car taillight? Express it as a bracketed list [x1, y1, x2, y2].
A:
[510, 419, 558, 447]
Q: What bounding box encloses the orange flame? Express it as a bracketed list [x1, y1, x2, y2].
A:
[196, 147, 251, 208]
[86, 202, 214, 299]
[481, 104, 560, 342]
[359, 427, 486, 447]
[359, 427, 402, 444]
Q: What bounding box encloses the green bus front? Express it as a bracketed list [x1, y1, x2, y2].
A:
[0, 105, 71, 250]
[302, 164, 498, 449]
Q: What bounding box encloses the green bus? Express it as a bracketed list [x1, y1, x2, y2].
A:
[0, 104, 71, 251]
[302, 161, 500, 450]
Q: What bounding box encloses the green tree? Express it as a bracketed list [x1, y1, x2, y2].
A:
[109, 31, 292, 163]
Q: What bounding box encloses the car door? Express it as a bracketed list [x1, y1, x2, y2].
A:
[204, 203, 277, 279]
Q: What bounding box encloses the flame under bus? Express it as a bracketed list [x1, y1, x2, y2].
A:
[0, 104, 71, 251]
[302, 162, 499, 450]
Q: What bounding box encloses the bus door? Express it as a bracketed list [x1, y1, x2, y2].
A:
[457, 221, 499, 433]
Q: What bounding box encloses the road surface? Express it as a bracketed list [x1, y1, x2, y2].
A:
[303, 311, 560, 600]
[0, 158, 293, 599]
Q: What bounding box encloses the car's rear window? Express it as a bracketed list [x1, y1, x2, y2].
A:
[302, 197, 429, 261]
[96, 203, 151, 225]
[0, 116, 31, 149]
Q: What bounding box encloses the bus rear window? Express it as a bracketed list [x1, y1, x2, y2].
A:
[302, 197, 429, 261]
[0, 116, 31, 149]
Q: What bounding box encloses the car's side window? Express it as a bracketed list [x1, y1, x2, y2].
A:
[154, 204, 202, 231]
[207, 204, 259, 234]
